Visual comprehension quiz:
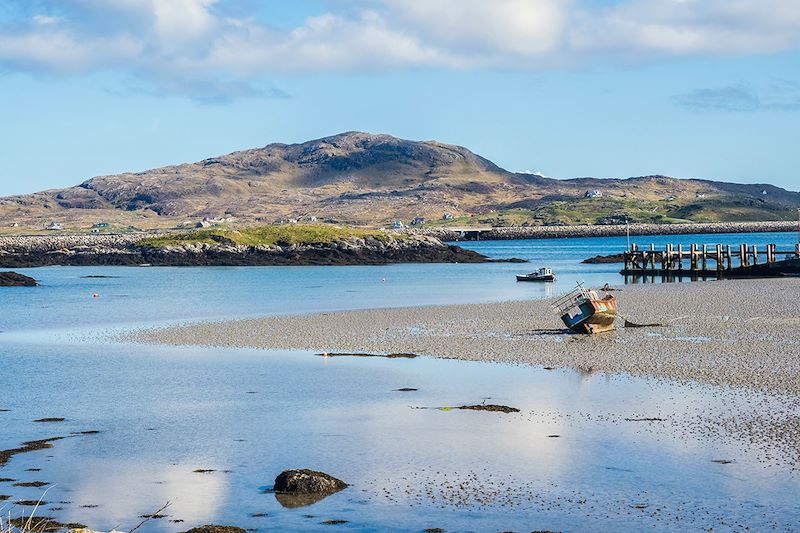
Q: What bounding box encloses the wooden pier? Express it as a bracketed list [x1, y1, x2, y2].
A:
[621, 242, 800, 279]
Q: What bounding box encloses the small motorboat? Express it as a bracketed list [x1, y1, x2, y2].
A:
[552, 283, 618, 334]
[516, 267, 556, 282]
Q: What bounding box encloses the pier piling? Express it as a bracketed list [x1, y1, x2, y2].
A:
[621, 241, 799, 279]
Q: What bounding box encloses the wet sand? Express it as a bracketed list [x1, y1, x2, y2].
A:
[134, 277, 800, 395]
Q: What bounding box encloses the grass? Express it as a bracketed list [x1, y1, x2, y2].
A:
[422, 194, 799, 227]
[137, 224, 401, 248]
[1, 496, 170, 533]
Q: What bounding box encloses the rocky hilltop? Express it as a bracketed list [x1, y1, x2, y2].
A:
[1, 131, 798, 230]
[0, 227, 489, 268]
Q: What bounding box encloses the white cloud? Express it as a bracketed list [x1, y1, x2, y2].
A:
[0, 28, 142, 73]
[570, 0, 800, 57]
[1, 0, 799, 98]
[383, 0, 569, 57]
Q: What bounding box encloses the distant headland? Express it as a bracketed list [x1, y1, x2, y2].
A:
[0, 225, 494, 268]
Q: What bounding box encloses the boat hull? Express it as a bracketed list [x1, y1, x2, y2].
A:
[561, 296, 617, 334]
[516, 274, 556, 282]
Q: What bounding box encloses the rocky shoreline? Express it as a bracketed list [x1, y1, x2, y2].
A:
[425, 220, 800, 241]
[0, 233, 489, 268]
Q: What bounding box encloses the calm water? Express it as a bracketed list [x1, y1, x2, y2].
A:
[1, 232, 799, 532]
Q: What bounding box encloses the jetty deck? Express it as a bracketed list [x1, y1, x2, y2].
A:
[621, 242, 800, 279]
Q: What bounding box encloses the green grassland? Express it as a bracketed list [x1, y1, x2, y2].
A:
[425, 195, 799, 227]
[137, 224, 401, 248]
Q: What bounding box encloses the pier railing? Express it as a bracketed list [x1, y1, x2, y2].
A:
[621, 242, 800, 279]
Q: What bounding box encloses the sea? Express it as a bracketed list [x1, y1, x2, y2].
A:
[1, 231, 799, 532]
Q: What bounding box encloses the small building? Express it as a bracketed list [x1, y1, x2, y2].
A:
[695, 192, 706, 199]
[585, 190, 603, 199]
[10, 222, 19, 228]
[761, 189, 768, 196]
[410, 217, 425, 226]
[92, 222, 109, 228]
[392, 220, 405, 229]
[442, 212, 454, 220]
[45, 222, 62, 231]
[196, 220, 212, 228]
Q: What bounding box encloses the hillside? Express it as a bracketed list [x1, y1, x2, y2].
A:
[1, 132, 798, 231]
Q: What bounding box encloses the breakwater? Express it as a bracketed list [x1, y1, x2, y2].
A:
[425, 220, 800, 241]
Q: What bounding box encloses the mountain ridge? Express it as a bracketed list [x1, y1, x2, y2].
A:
[1, 131, 798, 230]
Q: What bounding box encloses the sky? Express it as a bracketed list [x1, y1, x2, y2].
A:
[0, 0, 799, 196]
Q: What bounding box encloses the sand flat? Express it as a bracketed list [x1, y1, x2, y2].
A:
[134, 277, 800, 395]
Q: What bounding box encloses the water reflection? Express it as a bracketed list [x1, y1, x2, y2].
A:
[2, 341, 798, 531]
[48, 459, 227, 530]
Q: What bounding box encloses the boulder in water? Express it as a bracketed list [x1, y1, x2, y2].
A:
[0, 271, 37, 286]
[273, 469, 348, 494]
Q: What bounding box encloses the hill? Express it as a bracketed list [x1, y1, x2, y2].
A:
[0, 132, 798, 231]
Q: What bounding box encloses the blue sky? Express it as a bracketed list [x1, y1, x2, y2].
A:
[1, 0, 799, 196]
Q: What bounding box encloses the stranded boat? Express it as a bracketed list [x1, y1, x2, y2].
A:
[516, 267, 556, 282]
[553, 284, 618, 334]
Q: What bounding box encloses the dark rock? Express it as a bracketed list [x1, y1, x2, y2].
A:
[319, 352, 418, 359]
[33, 417, 65, 423]
[457, 404, 520, 413]
[582, 253, 625, 264]
[274, 469, 348, 495]
[8, 517, 86, 532]
[489, 257, 528, 263]
[16, 499, 46, 506]
[394, 388, 418, 392]
[13, 481, 49, 487]
[0, 436, 65, 468]
[0, 271, 37, 286]
[321, 520, 349, 525]
[180, 526, 247, 533]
